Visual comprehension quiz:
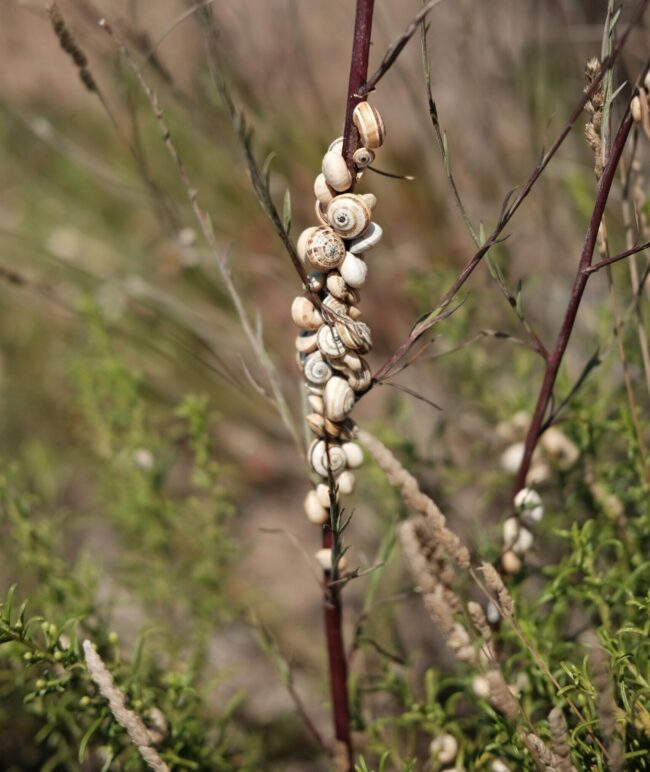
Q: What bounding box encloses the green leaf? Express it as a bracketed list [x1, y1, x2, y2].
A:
[78, 716, 103, 762]
[282, 188, 291, 234]
[2, 584, 17, 624]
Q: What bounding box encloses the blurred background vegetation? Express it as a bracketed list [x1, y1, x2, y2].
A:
[0, 1, 648, 769]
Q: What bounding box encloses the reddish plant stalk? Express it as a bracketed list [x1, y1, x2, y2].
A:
[513, 111, 634, 493]
[320, 4, 374, 769]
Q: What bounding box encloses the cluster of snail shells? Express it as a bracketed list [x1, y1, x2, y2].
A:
[293, 102, 386, 528]
[501, 487, 544, 574]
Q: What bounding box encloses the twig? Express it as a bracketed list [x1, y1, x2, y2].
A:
[584, 240, 650, 273]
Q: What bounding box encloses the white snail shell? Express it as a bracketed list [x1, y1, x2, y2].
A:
[349, 222, 383, 254]
[347, 305, 362, 321]
[322, 150, 352, 192]
[502, 517, 519, 548]
[327, 194, 371, 239]
[512, 527, 534, 555]
[323, 376, 355, 422]
[306, 383, 323, 396]
[309, 439, 347, 477]
[305, 226, 346, 271]
[339, 252, 368, 288]
[315, 548, 348, 572]
[632, 95, 642, 123]
[342, 352, 363, 371]
[316, 482, 336, 508]
[336, 319, 372, 353]
[304, 489, 328, 524]
[360, 193, 377, 211]
[314, 199, 329, 226]
[345, 363, 372, 391]
[317, 324, 347, 358]
[297, 226, 320, 262]
[502, 550, 522, 574]
[314, 173, 335, 206]
[353, 102, 386, 149]
[328, 136, 344, 154]
[295, 330, 318, 354]
[513, 487, 543, 524]
[353, 146, 375, 168]
[322, 294, 348, 318]
[307, 272, 325, 292]
[291, 295, 323, 329]
[304, 352, 333, 385]
[308, 394, 324, 414]
[342, 441, 363, 469]
[326, 273, 349, 301]
[429, 734, 458, 765]
[337, 470, 356, 495]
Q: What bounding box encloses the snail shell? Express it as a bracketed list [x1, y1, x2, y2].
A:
[315, 548, 347, 572]
[314, 173, 335, 206]
[308, 394, 324, 414]
[502, 517, 519, 548]
[353, 147, 375, 168]
[297, 226, 320, 262]
[632, 95, 642, 123]
[337, 470, 356, 495]
[309, 439, 347, 477]
[304, 489, 329, 524]
[326, 273, 361, 305]
[342, 352, 363, 371]
[291, 295, 323, 329]
[322, 294, 348, 318]
[305, 226, 346, 271]
[323, 376, 355, 422]
[339, 252, 368, 288]
[307, 272, 325, 292]
[328, 136, 344, 154]
[322, 150, 352, 192]
[304, 352, 333, 385]
[353, 102, 386, 149]
[360, 193, 377, 211]
[317, 324, 347, 358]
[338, 418, 359, 441]
[349, 222, 383, 254]
[512, 527, 534, 555]
[295, 330, 318, 354]
[342, 441, 363, 469]
[327, 194, 371, 239]
[306, 412, 326, 437]
[314, 199, 329, 226]
[336, 319, 372, 353]
[316, 482, 337, 508]
[345, 362, 372, 392]
[502, 550, 522, 574]
[347, 305, 362, 321]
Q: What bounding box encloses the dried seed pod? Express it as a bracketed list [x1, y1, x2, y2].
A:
[345, 362, 372, 391]
[304, 490, 328, 524]
[360, 192, 377, 211]
[317, 324, 347, 358]
[327, 194, 371, 239]
[309, 439, 347, 477]
[305, 226, 346, 271]
[349, 222, 383, 254]
[353, 147, 375, 168]
[307, 271, 325, 292]
[295, 330, 318, 354]
[291, 295, 323, 329]
[308, 394, 324, 414]
[314, 199, 329, 226]
[322, 150, 352, 192]
[314, 173, 335, 206]
[323, 376, 355, 422]
[336, 319, 372, 353]
[342, 441, 363, 468]
[304, 352, 333, 385]
[328, 136, 344, 154]
[339, 252, 368, 288]
[353, 102, 386, 149]
[297, 226, 320, 262]
[337, 470, 355, 495]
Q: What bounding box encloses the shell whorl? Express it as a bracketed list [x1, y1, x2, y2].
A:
[352, 102, 386, 149]
[304, 352, 333, 385]
[309, 439, 347, 478]
[305, 226, 346, 271]
[327, 194, 371, 239]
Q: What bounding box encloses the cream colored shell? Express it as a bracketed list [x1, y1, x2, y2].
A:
[291, 295, 323, 329]
[314, 199, 329, 226]
[336, 470, 355, 495]
[345, 362, 372, 392]
[323, 376, 355, 422]
[304, 490, 328, 524]
[303, 352, 333, 385]
[353, 102, 386, 149]
[317, 324, 347, 358]
[305, 226, 346, 271]
[336, 319, 372, 353]
[327, 194, 371, 239]
[314, 173, 335, 206]
[342, 442, 363, 469]
[309, 439, 347, 477]
[349, 222, 383, 254]
[322, 150, 352, 192]
[339, 252, 368, 288]
[353, 147, 375, 168]
[295, 330, 318, 354]
[297, 226, 320, 262]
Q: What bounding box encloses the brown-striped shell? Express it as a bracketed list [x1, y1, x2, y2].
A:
[295, 330, 318, 354]
[346, 363, 372, 392]
[305, 226, 346, 271]
[353, 102, 386, 149]
[304, 352, 333, 385]
[336, 319, 372, 353]
[317, 324, 347, 358]
[323, 376, 355, 422]
[327, 194, 371, 239]
[309, 439, 347, 477]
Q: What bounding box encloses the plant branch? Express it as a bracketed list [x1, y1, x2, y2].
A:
[584, 240, 650, 274]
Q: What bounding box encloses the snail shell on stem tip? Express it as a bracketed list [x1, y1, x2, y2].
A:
[353, 102, 386, 149]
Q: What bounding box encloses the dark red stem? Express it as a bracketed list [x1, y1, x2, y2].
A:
[321, 4, 375, 769]
[513, 111, 634, 493]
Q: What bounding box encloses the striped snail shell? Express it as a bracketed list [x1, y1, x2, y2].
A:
[297, 226, 320, 262]
[304, 489, 329, 525]
[339, 252, 368, 288]
[323, 376, 355, 422]
[338, 418, 359, 441]
[322, 150, 352, 192]
[309, 439, 347, 477]
[328, 136, 344, 154]
[342, 351, 364, 371]
[326, 273, 350, 302]
[322, 293, 348, 318]
[305, 226, 346, 271]
[346, 362, 372, 392]
[306, 383, 324, 396]
[291, 295, 323, 329]
[347, 305, 362, 321]
[353, 102, 386, 149]
[306, 412, 326, 437]
[349, 222, 383, 254]
[317, 324, 347, 358]
[314, 173, 335, 206]
[337, 469, 356, 495]
[307, 271, 325, 292]
[295, 330, 318, 354]
[336, 319, 372, 353]
[353, 147, 375, 168]
[304, 352, 333, 385]
[342, 441, 364, 469]
[327, 194, 371, 239]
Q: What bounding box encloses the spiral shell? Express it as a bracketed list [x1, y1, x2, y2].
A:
[327, 194, 371, 239]
[326, 273, 360, 304]
[322, 150, 352, 192]
[353, 147, 375, 168]
[349, 222, 383, 254]
[295, 330, 318, 354]
[361, 193, 377, 211]
[342, 442, 363, 469]
[308, 394, 324, 414]
[314, 173, 335, 206]
[337, 470, 356, 495]
[317, 324, 347, 358]
[345, 362, 372, 392]
[304, 352, 333, 385]
[342, 352, 363, 371]
[336, 319, 372, 353]
[339, 252, 368, 288]
[304, 490, 329, 525]
[353, 102, 386, 149]
[309, 439, 347, 477]
[291, 295, 323, 329]
[306, 412, 326, 436]
[347, 305, 362, 321]
[316, 483, 335, 508]
[322, 293, 348, 318]
[314, 199, 329, 226]
[305, 226, 346, 271]
[323, 376, 355, 422]
[328, 136, 344, 154]
[297, 226, 319, 262]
